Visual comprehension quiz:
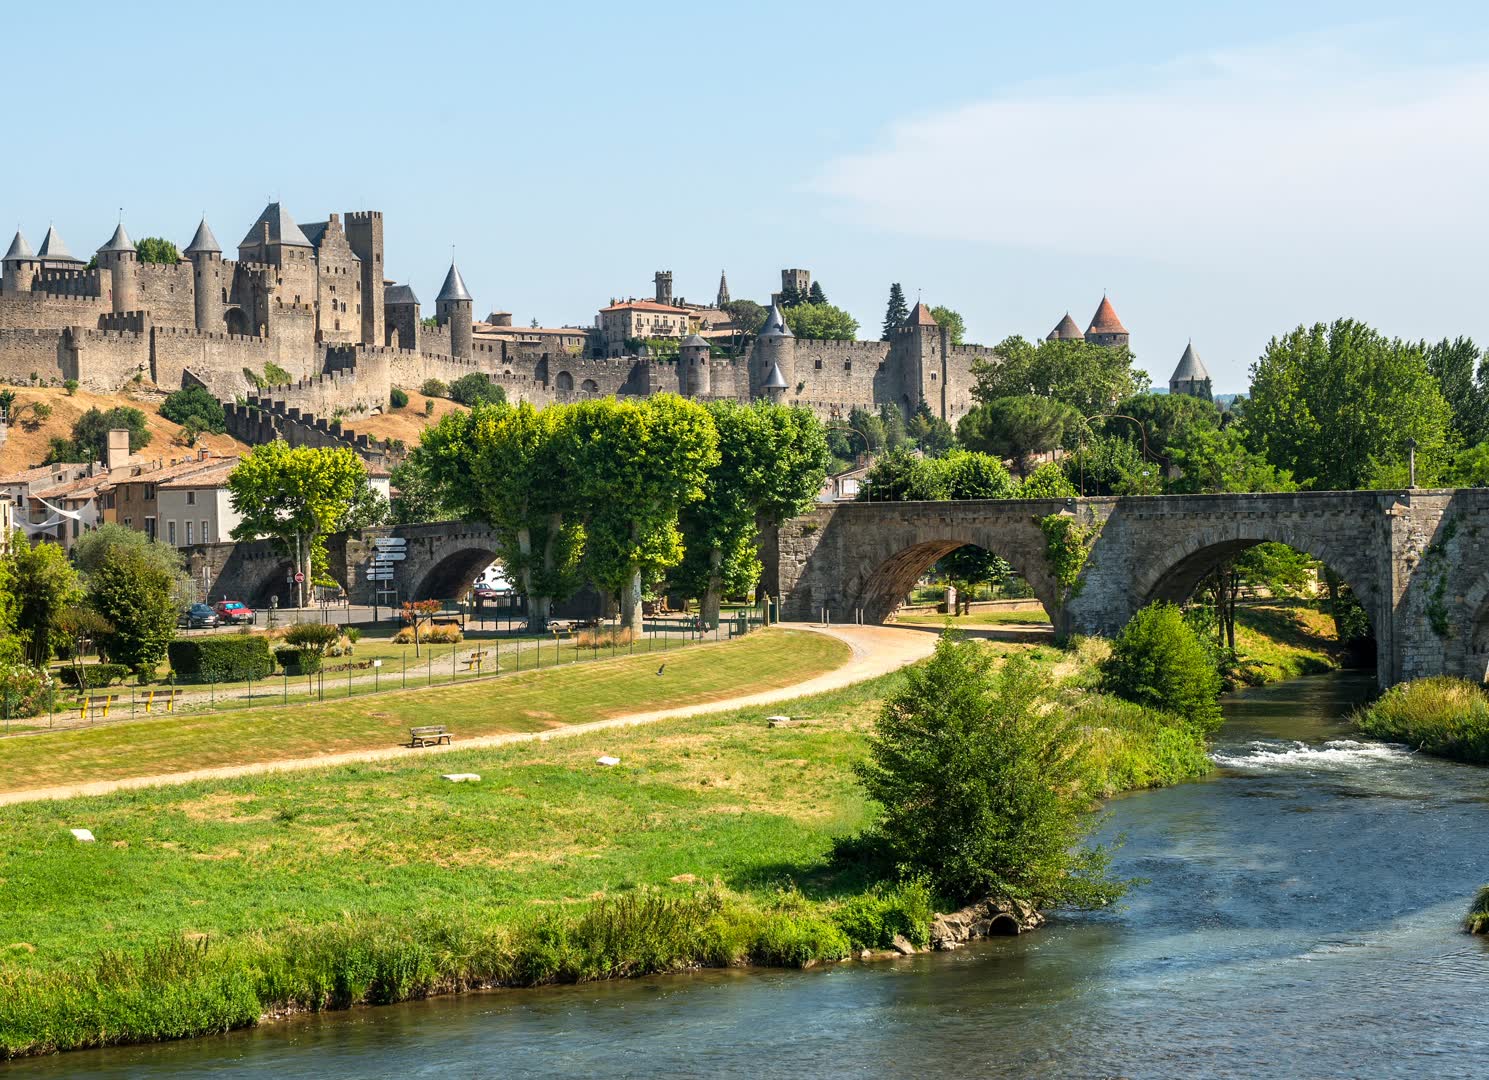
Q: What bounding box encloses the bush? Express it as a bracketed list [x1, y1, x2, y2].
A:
[264, 362, 292, 385]
[167, 636, 274, 681]
[391, 624, 463, 645]
[448, 373, 506, 407]
[274, 647, 323, 676]
[344, 627, 363, 644]
[282, 622, 342, 653]
[1101, 602, 1223, 734]
[0, 657, 55, 719]
[420, 379, 448, 399]
[1467, 885, 1489, 934]
[57, 663, 130, 689]
[830, 880, 934, 949]
[389, 387, 409, 409]
[160, 386, 227, 434]
[424, 399, 435, 416]
[1353, 677, 1489, 765]
[63, 378, 78, 396]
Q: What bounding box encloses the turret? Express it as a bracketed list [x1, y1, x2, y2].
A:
[184, 217, 223, 331]
[654, 270, 673, 306]
[1084, 295, 1129, 348]
[752, 303, 795, 401]
[2, 230, 37, 295]
[345, 211, 385, 346]
[36, 226, 82, 268]
[96, 223, 137, 314]
[435, 262, 473, 360]
[1046, 312, 1083, 341]
[1168, 341, 1213, 401]
[678, 333, 712, 397]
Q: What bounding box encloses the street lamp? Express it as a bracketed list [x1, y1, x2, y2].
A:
[1406, 437, 1418, 489]
[1077, 414, 1154, 497]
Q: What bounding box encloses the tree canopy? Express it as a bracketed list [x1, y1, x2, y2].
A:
[971, 336, 1149, 417]
[881, 283, 909, 340]
[160, 386, 227, 435]
[958, 395, 1084, 477]
[784, 302, 859, 341]
[135, 237, 180, 265]
[929, 306, 966, 346]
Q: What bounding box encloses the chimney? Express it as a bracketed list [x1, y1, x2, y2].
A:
[106, 429, 131, 471]
[198, 447, 210, 460]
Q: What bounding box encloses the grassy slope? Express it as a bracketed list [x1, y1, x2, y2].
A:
[0, 630, 847, 792]
[1231, 600, 1344, 685]
[1353, 677, 1489, 765]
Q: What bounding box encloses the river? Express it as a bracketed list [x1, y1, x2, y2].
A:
[9, 673, 1488, 1078]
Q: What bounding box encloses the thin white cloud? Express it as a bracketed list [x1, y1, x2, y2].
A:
[809, 42, 1489, 264]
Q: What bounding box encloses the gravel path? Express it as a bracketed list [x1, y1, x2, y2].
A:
[0, 624, 935, 807]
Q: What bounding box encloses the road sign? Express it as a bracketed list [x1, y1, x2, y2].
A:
[293, 572, 304, 583]
[366, 571, 395, 582]
[372, 551, 406, 562]
[372, 537, 407, 549]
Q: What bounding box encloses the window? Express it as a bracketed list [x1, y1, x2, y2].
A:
[814, 358, 822, 370]
[123, 517, 132, 527]
[145, 516, 156, 540]
[201, 520, 210, 544]
[844, 361, 852, 372]
[168, 520, 176, 545]
[185, 490, 196, 506]
[145, 484, 155, 500]
[185, 521, 193, 545]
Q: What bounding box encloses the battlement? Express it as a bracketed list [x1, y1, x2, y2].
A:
[97, 311, 148, 333]
[792, 338, 892, 353]
[344, 210, 383, 223]
[152, 325, 267, 344]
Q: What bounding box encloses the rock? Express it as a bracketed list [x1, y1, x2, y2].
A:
[889, 934, 918, 955]
[766, 715, 798, 728]
[596, 756, 621, 766]
[929, 897, 1045, 951]
[440, 773, 481, 783]
[70, 828, 95, 842]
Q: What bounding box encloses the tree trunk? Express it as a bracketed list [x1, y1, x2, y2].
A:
[702, 547, 723, 629]
[619, 568, 643, 633]
[516, 526, 546, 633]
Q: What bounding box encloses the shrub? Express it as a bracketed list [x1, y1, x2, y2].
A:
[448, 373, 506, 406]
[391, 624, 463, 645]
[63, 378, 78, 396]
[1101, 602, 1223, 734]
[0, 657, 55, 719]
[424, 399, 435, 416]
[274, 647, 323, 675]
[264, 362, 292, 385]
[89, 548, 177, 680]
[1467, 885, 1489, 934]
[167, 635, 274, 681]
[282, 622, 342, 654]
[344, 627, 363, 644]
[389, 387, 409, 409]
[830, 880, 934, 949]
[420, 379, 448, 399]
[160, 386, 227, 434]
[56, 663, 129, 689]
[1353, 677, 1489, 765]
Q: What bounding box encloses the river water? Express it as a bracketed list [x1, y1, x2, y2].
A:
[11, 673, 1489, 1079]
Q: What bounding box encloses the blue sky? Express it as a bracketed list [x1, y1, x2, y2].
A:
[5, 1, 1487, 392]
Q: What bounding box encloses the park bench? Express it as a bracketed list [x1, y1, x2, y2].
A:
[143, 688, 184, 714]
[460, 650, 490, 672]
[547, 619, 575, 636]
[76, 694, 119, 721]
[409, 724, 452, 748]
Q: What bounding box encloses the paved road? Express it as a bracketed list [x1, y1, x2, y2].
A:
[0, 624, 936, 806]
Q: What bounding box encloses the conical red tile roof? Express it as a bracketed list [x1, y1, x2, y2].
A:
[1086, 295, 1127, 336]
[1048, 313, 1083, 340]
[908, 302, 938, 327]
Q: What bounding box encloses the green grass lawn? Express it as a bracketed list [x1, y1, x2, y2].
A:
[893, 610, 1052, 628]
[0, 629, 848, 794]
[1231, 600, 1344, 684]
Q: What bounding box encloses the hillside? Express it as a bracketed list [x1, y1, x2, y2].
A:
[340, 390, 467, 447]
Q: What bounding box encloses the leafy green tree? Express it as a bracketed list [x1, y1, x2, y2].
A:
[87, 546, 178, 679]
[906, 401, 955, 456]
[784, 302, 858, 341]
[72, 523, 193, 605]
[42, 437, 86, 465]
[847, 405, 886, 452]
[971, 336, 1149, 417]
[1106, 392, 1222, 469]
[856, 636, 1122, 907]
[857, 447, 945, 501]
[1167, 421, 1295, 494]
[4, 536, 80, 665]
[1246, 320, 1453, 489]
[389, 450, 455, 524]
[447, 373, 507, 407]
[1018, 462, 1078, 500]
[808, 281, 828, 305]
[159, 386, 227, 435]
[227, 442, 373, 607]
[1102, 602, 1223, 734]
[720, 299, 767, 336]
[881, 283, 909, 340]
[134, 237, 180, 265]
[878, 402, 908, 450]
[70, 406, 151, 461]
[1447, 442, 1489, 487]
[1424, 336, 1486, 446]
[928, 306, 966, 346]
[1069, 433, 1161, 496]
[958, 396, 1083, 477]
[675, 402, 831, 626]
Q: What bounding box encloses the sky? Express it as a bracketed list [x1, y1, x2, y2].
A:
[4, 1, 1488, 393]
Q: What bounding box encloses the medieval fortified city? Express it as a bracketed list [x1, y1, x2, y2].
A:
[0, 4, 1486, 1077]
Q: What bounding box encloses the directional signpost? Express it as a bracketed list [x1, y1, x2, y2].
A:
[368, 538, 406, 622]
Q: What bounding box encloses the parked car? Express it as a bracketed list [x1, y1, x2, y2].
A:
[213, 599, 255, 625]
[178, 603, 220, 630]
[473, 587, 500, 601]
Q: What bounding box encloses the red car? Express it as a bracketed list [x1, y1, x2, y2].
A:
[213, 599, 256, 625]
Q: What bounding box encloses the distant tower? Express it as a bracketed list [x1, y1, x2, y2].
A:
[383, 284, 421, 349]
[345, 211, 385, 347]
[36, 226, 82, 268]
[654, 270, 674, 306]
[715, 270, 730, 308]
[1168, 341, 1213, 401]
[1046, 312, 1083, 341]
[436, 262, 473, 359]
[753, 303, 795, 401]
[2, 230, 37, 295]
[678, 333, 712, 398]
[1084, 295, 1129, 348]
[96, 223, 138, 314]
[780, 268, 811, 300]
[184, 218, 224, 332]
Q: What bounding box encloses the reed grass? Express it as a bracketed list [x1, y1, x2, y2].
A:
[1354, 677, 1489, 765]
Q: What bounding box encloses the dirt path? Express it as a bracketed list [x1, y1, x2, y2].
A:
[0, 624, 935, 807]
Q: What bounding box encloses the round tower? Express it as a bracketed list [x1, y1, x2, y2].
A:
[436, 261, 473, 360]
[184, 217, 224, 331]
[2, 230, 37, 295]
[678, 333, 712, 397]
[96, 223, 138, 314]
[752, 303, 795, 400]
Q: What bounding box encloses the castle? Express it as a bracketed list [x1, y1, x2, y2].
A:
[0, 203, 1191, 460]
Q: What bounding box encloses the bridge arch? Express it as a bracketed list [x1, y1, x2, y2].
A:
[856, 537, 1060, 624]
[408, 545, 501, 602]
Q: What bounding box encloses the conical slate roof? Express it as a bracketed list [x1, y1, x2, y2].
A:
[1047, 312, 1083, 341]
[239, 203, 312, 248]
[1170, 341, 1210, 383]
[97, 223, 135, 254]
[184, 217, 221, 255]
[908, 301, 938, 327]
[763, 361, 789, 390]
[3, 230, 34, 262]
[437, 263, 472, 303]
[1086, 295, 1127, 336]
[681, 333, 709, 349]
[36, 226, 81, 263]
[759, 303, 793, 338]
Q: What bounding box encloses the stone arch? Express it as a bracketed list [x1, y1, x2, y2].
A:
[410, 545, 501, 602]
[581, 378, 599, 394]
[224, 307, 249, 335]
[555, 371, 574, 393]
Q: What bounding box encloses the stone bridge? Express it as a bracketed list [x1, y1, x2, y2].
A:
[766, 489, 1489, 686]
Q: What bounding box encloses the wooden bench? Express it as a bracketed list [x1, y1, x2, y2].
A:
[409, 724, 452, 748]
[459, 650, 490, 672]
[77, 694, 119, 721]
[546, 619, 575, 637]
[143, 688, 184, 714]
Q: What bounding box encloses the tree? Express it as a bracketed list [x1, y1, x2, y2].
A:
[55, 607, 113, 690]
[134, 237, 180, 265]
[1068, 433, 1161, 496]
[227, 442, 373, 607]
[719, 299, 767, 337]
[1424, 337, 1487, 446]
[929, 306, 966, 346]
[4, 537, 80, 666]
[881, 283, 909, 340]
[1447, 442, 1489, 487]
[878, 402, 908, 450]
[970, 336, 1149, 417]
[448, 373, 507, 407]
[847, 405, 886, 453]
[69, 406, 152, 461]
[1018, 462, 1078, 500]
[807, 281, 828, 305]
[1166, 421, 1295, 494]
[87, 546, 178, 679]
[159, 385, 227, 435]
[784, 302, 858, 341]
[855, 637, 1121, 907]
[958, 396, 1083, 477]
[389, 450, 455, 524]
[1102, 602, 1223, 734]
[778, 282, 804, 308]
[399, 600, 442, 657]
[1245, 320, 1453, 490]
[906, 401, 955, 456]
[857, 447, 945, 501]
[1107, 392, 1223, 470]
[72, 523, 193, 605]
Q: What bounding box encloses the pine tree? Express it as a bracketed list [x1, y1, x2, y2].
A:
[882, 283, 909, 340]
[779, 283, 803, 308]
[808, 281, 828, 305]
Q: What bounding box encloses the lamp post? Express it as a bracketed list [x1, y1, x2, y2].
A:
[1077, 414, 1154, 497]
[1406, 437, 1418, 489]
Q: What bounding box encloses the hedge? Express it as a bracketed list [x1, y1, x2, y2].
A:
[167, 636, 275, 681]
[56, 664, 130, 689]
[274, 647, 323, 676]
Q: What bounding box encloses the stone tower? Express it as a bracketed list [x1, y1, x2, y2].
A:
[1084, 295, 1129, 348]
[654, 270, 673, 306]
[781, 268, 811, 297]
[2, 231, 37, 295]
[678, 333, 712, 397]
[184, 217, 224, 332]
[716, 270, 729, 307]
[384, 284, 421, 350]
[1046, 312, 1083, 341]
[96, 223, 137, 314]
[900, 302, 945, 416]
[754, 303, 795, 400]
[1168, 341, 1213, 401]
[436, 262, 473, 360]
[345, 211, 385, 347]
[36, 226, 82, 268]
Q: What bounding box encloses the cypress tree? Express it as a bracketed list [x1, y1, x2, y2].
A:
[882, 283, 909, 340]
[808, 281, 828, 305]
